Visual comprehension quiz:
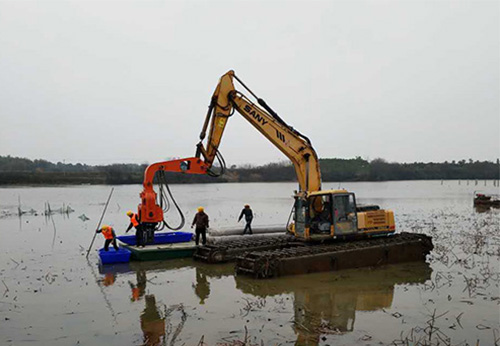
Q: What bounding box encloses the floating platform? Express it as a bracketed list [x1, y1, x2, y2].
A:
[193, 234, 300, 263]
[474, 193, 500, 208]
[117, 231, 193, 246]
[122, 242, 197, 261]
[98, 247, 132, 264]
[235, 232, 433, 279]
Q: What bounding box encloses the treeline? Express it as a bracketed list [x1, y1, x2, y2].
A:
[0, 155, 498, 185]
[230, 158, 500, 182]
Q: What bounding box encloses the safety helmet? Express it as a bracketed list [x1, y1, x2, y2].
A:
[101, 224, 109, 230]
[197, 207, 204, 212]
[126, 210, 133, 217]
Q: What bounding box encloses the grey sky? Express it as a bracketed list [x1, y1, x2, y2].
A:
[0, 0, 498, 166]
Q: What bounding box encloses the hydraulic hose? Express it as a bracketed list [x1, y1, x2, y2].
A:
[156, 171, 185, 231]
[207, 149, 226, 177]
[233, 73, 312, 146]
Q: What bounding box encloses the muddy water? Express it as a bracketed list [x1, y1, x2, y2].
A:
[0, 181, 498, 345]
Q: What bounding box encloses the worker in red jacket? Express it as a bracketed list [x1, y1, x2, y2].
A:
[191, 207, 209, 246]
[96, 225, 119, 251]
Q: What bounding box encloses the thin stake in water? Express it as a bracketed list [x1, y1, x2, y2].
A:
[85, 188, 114, 258]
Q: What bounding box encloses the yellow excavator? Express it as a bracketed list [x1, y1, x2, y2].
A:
[138, 70, 395, 241]
[196, 71, 395, 240]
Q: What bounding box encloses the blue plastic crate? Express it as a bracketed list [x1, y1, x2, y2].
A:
[99, 247, 132, 264]
[117, 232, 193, 246]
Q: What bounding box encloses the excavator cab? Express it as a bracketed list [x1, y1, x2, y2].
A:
[292, 190, 359, 240]
[291, 189, 396, 241]
[331, 193, 358, 235]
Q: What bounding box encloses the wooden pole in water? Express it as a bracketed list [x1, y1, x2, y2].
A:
[85, 188, 114, 258]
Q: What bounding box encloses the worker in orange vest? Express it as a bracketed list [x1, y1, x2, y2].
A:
[125, 210, 145, 247]
[96, 225, 119, 251]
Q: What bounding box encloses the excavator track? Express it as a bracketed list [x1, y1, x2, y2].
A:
[193, 234, 303, 263]
[235, 232, 433, 279]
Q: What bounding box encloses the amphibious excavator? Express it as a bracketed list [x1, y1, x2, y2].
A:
[135, 71, 432, 277]
[138, 70, 395, 241]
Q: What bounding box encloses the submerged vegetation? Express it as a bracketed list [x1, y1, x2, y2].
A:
[0, 155, 498, 185]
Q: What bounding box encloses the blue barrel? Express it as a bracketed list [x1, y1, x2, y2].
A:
[99, 247, 132, 264]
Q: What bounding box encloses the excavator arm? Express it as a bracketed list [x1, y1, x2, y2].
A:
[196, 70, 322, 193]
[138, 157, 208, 224]
[138, 70, 322, 228]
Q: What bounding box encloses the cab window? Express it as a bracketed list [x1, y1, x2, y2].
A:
[333, 194, 355, 222]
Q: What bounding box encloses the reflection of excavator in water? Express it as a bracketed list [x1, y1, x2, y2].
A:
[235, 262, 432, 345]
[137, 70, 394, 241]
[140, 295, 166, 346]
[134, 71, 432, 277]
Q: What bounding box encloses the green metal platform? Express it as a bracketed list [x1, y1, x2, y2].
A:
[121, 241, 197, 261]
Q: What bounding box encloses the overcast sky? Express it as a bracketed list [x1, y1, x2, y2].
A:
[0, 0, 498, 166]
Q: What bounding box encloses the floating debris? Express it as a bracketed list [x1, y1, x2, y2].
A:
[0, 210, 12, 218]
[78, 214, 90, 222]
[473, 192, 500, 208]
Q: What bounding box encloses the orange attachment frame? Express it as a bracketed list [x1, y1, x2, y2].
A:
[138, 157, 209, 223]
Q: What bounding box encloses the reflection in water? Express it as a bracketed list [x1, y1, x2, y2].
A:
[130, 270, 147, 302]
[473, 205, 499, 213]
[98, 261, 194, 345]
[140, 295, 166, 346]
[89, 259, 117, 323]
[96, 260, 233, 344]
[99, 258, 194, 276]
[92, 258, 431, 344]
[192, 267, 211, 304]
[292, 279, 394, 345]
[102, 272, 116, 287]
[235, 262, 432, 345]
[98, 259, 233, 307]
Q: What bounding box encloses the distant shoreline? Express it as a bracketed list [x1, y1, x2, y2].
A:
[1, 156, 498, 185]
[1, 179, 499, 188]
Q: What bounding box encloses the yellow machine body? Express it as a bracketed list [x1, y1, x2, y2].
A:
[193, 71, 396, 241]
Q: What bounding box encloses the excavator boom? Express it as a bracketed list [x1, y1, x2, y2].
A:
[196, 70, 321, 193]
